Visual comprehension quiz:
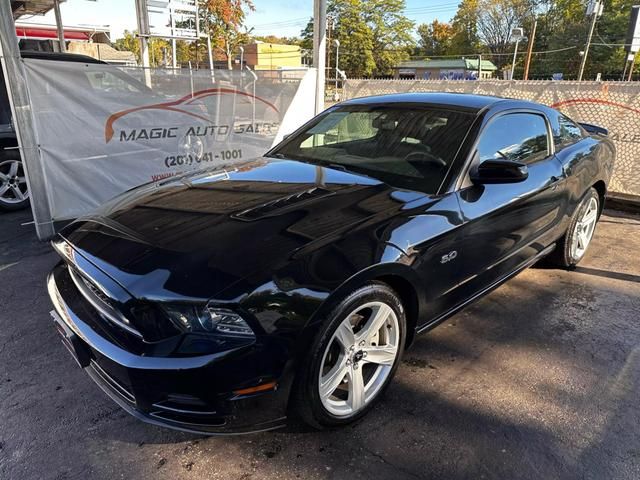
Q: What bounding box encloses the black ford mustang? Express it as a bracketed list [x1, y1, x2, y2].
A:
[48, 93, 615, 434]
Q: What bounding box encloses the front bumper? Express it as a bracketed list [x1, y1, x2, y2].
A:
[47, 268, 290, 435]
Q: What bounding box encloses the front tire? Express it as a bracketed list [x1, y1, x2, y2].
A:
[292, 282, 406, 429]
[549, 187, 600, 268]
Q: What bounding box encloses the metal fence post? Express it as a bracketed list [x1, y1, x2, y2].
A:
[313, 0, 327, 114]
[0, 2, 55, 239]
[53, 0, 66, 53]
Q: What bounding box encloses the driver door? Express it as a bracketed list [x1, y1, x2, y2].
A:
[452, 111, 566, 301]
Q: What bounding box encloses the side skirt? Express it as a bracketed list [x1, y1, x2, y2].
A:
[415, 243, 556, 336]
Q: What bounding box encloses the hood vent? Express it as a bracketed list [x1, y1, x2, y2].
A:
[232, 187, 334, 221]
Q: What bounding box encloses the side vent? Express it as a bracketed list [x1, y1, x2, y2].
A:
[232, 187, 334, 221]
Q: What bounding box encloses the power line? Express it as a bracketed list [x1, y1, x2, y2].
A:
[404, 2, 459, 13]
[248, 1, 460, 31]
[250, 16, 309, 28]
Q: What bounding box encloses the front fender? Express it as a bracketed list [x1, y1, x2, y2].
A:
[306, 257, 424, 329]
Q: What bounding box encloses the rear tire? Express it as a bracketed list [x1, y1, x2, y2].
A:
[548, 187, 600, 268]
[0, 149, 30, 211]
[292, 282, 406, 429]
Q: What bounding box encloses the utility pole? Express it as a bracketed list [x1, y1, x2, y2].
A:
[578, 0, 603, 82]
[523, 18, 537, 80]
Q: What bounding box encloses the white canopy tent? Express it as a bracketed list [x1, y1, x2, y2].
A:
[0, 0, 328, 240]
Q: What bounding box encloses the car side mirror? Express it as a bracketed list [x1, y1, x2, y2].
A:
[470, 159, 529, 184]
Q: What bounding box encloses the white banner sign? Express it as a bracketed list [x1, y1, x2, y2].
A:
[22, 60, 315, 220]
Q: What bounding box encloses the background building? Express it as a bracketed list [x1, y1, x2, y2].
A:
[244, 42, 302, 71]
[394, 58, 497, 80]
[15, 22, 136, 65]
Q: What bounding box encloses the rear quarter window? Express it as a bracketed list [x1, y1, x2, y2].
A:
[553, 113, 585, 149]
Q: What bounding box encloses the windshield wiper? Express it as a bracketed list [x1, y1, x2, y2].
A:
[269, 153, 351, 174]
[326, 163, 348, 172]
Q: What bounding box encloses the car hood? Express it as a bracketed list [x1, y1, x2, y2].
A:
[59, 158, 427, 302]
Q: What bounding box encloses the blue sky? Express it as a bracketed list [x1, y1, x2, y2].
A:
[22, 0, 459, 40]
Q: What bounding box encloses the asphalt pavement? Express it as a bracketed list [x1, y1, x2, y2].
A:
[1, 207, 639, 480]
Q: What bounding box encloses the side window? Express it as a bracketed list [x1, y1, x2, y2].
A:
[477, 113, 550, 165]
[555, 114, 584, 149]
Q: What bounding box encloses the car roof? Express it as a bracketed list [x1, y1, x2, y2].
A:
[20, 50, 107, 64]
[339, 92, 509, 113]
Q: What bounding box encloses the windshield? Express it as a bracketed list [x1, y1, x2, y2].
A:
[271, 105, 475, 193]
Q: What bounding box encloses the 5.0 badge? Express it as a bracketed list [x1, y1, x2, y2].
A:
[440, 251, 458, 264]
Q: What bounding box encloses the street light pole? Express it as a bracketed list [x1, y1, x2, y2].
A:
[334, 39, 340, 92]
[510, 38, 521, 80]
[578, 0, 603, 81]
[509, 27, 525, 80]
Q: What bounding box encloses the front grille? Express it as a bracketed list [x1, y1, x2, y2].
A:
[80, 274, 113, 309]
[68, 266, 142, 338]
[149, 409, 226, 427]
[89, 360, 136, 405]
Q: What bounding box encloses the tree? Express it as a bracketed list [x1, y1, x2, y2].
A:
[301, 0, 414, 78]
[449, 0, 482, 55]
[114, 31, 140, 63]
[363, 0, 415, 76]
[417, 20, 455, 56]
[114, 31, 171, 67]
[201, 0, 255, 69]
[476, 0, 534, 56]
[299, 18, 314, 52]
[252, 35, 300, 45]
[329, 0, 376, 77]
[526, 0, 638, 79]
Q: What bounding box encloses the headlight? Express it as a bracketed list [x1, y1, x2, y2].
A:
[161, 304, 255, 337]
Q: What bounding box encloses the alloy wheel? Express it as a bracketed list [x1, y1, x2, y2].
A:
[571, 196, 598, 260]
[318, 301, 400, 417]
[0, 159, 28, 204]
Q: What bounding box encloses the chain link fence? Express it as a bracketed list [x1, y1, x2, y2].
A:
[342, 79, 640, 201]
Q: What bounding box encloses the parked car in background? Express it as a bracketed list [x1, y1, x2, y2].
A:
[47, 93, 615, 434]
[0, 51, 151, 211]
